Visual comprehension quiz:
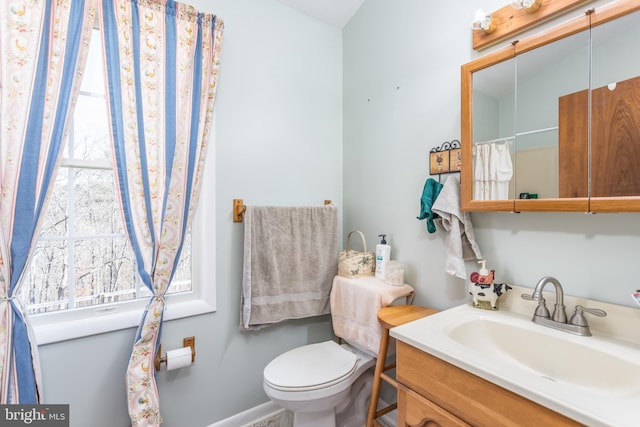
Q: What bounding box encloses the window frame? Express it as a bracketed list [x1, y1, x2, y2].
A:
[30, 176, 216, 345]
[25, 25, 217, 345]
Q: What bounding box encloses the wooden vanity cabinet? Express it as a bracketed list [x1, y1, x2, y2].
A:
[396, 341, 583, 427]
[398, 385, 470, 427]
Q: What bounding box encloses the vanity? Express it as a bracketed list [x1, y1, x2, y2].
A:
[395, 341, 579, 427]
[390, 286, 640, 427]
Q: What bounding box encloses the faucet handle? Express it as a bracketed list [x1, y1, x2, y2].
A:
[521, 293, 550, 318]
[570, 305, 607, 327]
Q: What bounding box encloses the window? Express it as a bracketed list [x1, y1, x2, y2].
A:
[20, 29, 215, 344]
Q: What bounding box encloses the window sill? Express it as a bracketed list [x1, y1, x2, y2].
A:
[32, 296, 215, 345]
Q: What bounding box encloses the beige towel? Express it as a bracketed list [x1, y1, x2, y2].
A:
[432, 175, 482, 280]
[241, 204, 338, 330]
[330, 276, 414, 356]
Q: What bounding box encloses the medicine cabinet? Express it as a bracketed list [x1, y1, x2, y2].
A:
[461, 0, 640, 212]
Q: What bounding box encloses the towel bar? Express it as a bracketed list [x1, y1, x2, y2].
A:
[233, 199, 333, 222]
[233, 199, 246, 222]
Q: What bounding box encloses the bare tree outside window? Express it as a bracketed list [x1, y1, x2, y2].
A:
[18, 28, 191, 315]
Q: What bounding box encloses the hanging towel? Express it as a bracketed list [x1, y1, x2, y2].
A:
[330, 276, 414, 356]
[241, 204, 338, 330]
[473, 142, 513, 200]
[432, 175, 482, 280]
[417, 177, 444, 233]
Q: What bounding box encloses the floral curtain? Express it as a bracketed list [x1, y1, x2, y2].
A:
[99, 0, 223, 424]
[0, 0, 96, 403]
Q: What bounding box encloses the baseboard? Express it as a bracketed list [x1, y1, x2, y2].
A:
[207, 398, 397, 427]
[207, 401, 292, 427]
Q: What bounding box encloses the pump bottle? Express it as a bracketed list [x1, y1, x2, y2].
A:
[375, 234, 391, 280]
[478, 260, 489, 275]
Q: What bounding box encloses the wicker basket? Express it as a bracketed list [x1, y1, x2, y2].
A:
[338, 231, 375, 278]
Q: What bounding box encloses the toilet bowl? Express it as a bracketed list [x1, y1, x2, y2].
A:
[263, 340, 375, 427]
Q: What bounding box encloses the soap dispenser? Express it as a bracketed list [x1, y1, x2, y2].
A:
[375, 234, 391, 280]
[470, 260, 493, 285]
[478, 260, 489, 276]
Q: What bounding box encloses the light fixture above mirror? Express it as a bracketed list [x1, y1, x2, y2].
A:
[510, 0, 543, 14]
[472, 0, 595, 51]
[474, 0, 544, 33]
[472, 10, 497, 34]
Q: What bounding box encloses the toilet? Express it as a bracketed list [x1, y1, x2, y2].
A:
[263, 340, 376, 427]
[263, 275, 414, 427]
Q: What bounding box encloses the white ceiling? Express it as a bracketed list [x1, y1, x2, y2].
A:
[274, 0, 365, 28]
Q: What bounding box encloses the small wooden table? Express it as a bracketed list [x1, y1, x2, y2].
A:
[366, 305, 438, 427]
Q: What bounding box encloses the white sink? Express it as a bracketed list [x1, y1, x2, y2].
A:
[391, 303, 640, 427]
[449, 316, 640, 396]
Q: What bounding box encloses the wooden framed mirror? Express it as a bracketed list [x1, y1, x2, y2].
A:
[461, 0, 640, 212]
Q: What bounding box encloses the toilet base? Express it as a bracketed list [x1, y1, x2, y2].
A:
[336, 369, 373, 427]
[286, 369, 374, 427]
[293, 409, 336, 427]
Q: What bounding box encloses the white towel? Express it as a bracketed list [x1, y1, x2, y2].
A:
[473, 142, 513, 200]
[432, 175, 482, 280]
[330, 276, 414, 356]
[241, 204, 338, 330]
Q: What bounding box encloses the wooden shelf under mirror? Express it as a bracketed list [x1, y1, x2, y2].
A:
[461, 0, 640, 213]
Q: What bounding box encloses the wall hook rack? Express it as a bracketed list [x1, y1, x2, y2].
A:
[429, 140, 461, 182]
[233, 199, 333, 222]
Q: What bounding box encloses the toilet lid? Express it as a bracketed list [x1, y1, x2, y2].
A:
[264, 341, 357, 391]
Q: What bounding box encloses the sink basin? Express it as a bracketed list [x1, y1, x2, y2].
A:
[449, 317, 640, 396]
[391, 303, 640, 427]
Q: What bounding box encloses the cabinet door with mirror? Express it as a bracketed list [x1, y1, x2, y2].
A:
[589, 6, 640, 211]
[466, 49, 516, 211]
[461, 0, 640, 212]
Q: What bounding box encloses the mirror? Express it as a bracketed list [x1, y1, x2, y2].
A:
[471, 56, 516, 201]
[461, 1, 640, 212]
[590, 8, 640, 208]
[515, 29, 589, 201]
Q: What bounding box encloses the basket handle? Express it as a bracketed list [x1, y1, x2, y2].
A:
[346, 231, 368, 252]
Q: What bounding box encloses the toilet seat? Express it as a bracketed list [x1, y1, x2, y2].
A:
[264, 341, 357, 392]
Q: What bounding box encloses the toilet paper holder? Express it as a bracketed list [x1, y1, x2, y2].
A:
[155, 336, 196, 371]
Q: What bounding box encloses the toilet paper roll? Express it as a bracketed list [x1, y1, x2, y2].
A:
[166, 347, 193, 371]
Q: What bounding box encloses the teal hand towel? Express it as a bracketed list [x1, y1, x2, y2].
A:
[417, 178, 443, 233]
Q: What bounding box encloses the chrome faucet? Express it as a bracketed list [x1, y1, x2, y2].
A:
[521, 276, 606, 336]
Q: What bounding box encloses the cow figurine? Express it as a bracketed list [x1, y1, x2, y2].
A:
[469, 269, 512, 309]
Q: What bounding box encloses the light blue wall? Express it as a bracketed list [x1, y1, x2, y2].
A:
[38, 1, 342, 426]
[343, 0, 639, 312]
[37, 0, 640, 426]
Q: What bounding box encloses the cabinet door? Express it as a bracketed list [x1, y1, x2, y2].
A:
[398, 385, 471, 427]
[512, 27, 590, 211]
[558, 88, 588, 198]
[591, 76, 640, 197]
[589, 6, 640, 211]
